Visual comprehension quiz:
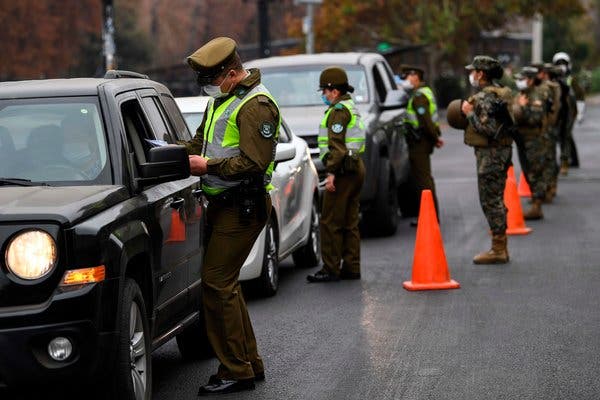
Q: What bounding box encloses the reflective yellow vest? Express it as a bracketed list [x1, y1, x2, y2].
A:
[405, 86, 439, 128]
[202, 84, 281, 195]
[317, 99, 366, 161]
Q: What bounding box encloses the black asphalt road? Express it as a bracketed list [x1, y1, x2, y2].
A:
[153, 102, 600, 400]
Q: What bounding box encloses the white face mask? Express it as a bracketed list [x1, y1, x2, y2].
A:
[469, 73, 479, 88]
[516, 79, 528, 91]
[558, 64, 568, 74]
[399, 79, 414, 91]
[202, 84, 227, 98]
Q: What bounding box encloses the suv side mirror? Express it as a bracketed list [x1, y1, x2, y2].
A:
[275, 142, 296, 163]
[381, 89, 408, 111]
[137, 145, 191, 185]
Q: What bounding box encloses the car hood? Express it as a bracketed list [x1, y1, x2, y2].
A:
[0, 185, 129, 226]
[280, 104, 371, 137]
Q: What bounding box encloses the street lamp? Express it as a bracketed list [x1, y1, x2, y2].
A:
[102, 0, 116, 70]
[294, 0, 322, 54]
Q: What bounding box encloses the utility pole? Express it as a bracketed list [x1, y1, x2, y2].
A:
[532, 13, 543, 63]
[102, 0, 117, 71]
[294, 0, 322, 54]
[257, 0, 271, 58]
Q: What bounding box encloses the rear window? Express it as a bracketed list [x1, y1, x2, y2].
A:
[0, 97, 111, 184]
[258, 65, 369, 107]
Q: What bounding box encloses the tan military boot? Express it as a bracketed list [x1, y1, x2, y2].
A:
[524, 199, 544, 220]
[559, 160, 569, 176]
[473, 234, 509, 264]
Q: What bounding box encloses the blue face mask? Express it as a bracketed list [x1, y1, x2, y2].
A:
[321, 94, 331, 106]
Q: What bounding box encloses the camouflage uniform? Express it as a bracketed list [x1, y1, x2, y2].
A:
[464, 55, 513, 264]
[540, 74, 562, 199]
[465, 86, 513, 234]
[513, 83, 548, 201]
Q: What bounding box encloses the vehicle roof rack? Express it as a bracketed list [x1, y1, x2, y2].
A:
[104, 70, 149, 80]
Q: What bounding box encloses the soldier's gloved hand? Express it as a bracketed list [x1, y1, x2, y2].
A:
[576, 101, 586, 124]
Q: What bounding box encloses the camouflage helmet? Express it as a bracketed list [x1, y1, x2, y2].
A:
[319, 67, 355, 93]
[465, 55, 503, 80]
[447, 99, 468, 130]
[514, 66, 538, 80]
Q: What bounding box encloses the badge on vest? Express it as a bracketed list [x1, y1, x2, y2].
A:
[417, 106, 426, 115]
[259, 121, 276, 138]
[331, 123, 344, 133]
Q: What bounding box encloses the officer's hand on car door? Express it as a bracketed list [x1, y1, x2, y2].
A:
[189, 155, 208, 176]
[325, 173, 336, 192]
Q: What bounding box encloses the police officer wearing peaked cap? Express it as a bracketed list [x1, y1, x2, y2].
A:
[183, 36, 281, 396]
[307, 66, 366, 283]
[400, 64, 443, 226]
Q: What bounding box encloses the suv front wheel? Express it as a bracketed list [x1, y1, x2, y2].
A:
[109, 279, 152, 400]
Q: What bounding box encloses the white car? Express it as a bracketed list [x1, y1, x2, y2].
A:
[175, 96, 321, 296]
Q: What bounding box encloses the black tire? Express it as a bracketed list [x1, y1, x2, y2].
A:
[110, 279, 152, 400]
[176, 303, 214, 361]
[257, 215, 279, 297]
[292, 197, 321, 268]
[363, 158, 398, 236]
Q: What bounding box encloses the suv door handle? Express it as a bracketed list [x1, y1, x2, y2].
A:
[170, 197, 185, 209]
[192, 188, 203, 198]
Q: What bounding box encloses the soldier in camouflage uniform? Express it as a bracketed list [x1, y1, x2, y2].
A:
[513, 66, 548, 219]
[537, 63, 562, 201]
[462, 56, 513, 264]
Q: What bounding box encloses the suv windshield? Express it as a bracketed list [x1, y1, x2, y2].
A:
[0, 97, 110, 184]
[259, 65, 369, 107]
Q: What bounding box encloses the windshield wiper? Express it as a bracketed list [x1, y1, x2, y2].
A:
[0, 178, 49, 187]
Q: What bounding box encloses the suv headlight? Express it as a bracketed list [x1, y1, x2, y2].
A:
[5, 230, 57, 280]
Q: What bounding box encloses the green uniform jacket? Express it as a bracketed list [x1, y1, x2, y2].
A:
[182, 68, 279, 180]
[408, 86, 441, 153]
[323, 94, 353, 174]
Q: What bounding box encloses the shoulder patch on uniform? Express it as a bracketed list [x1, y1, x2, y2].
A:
[331, 123, 344, 133]
[417, 106, 426, 115]
[334, 103, 344, 110]
[257, 95, 271, 104]
[259, 121, 276, 138]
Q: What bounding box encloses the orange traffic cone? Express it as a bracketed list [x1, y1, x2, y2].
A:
[517, 171, 532, 198]
[166, 209, 186, 242]
[403, 190, 460, 291]
[504, 167, 532, 235]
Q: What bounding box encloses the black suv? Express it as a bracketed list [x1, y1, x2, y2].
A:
[0, 71, 211, 399]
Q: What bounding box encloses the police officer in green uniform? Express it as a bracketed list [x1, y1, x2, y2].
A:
[461, 56, 513, 264]
[184, 37, 280, 395]
[307, 67, 366, 282]
[401, 65, 444, 226]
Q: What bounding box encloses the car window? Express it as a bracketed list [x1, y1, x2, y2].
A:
[120, 99, 155, 167]
[142, 96, 175, 143]
[372, 65, 387, 103]
[181, 112, 204, 136]
[0, 97, 110, 184]
[162, 95, 193, 141]
[259, 65, 369, 107]
[380, 61, 398, 90]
